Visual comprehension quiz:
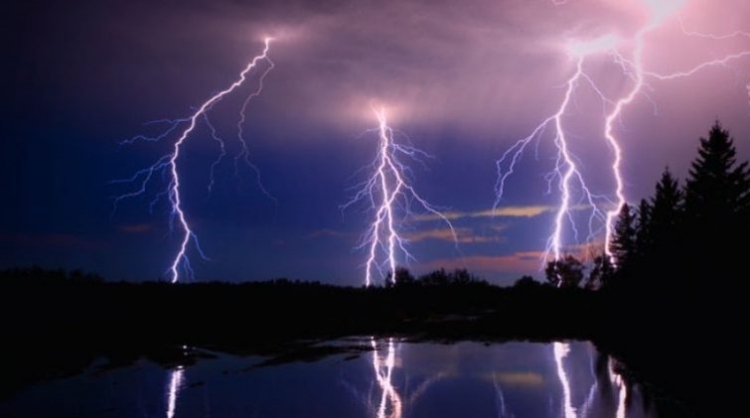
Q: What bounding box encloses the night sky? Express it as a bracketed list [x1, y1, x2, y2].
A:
[4, 0, 750, 286]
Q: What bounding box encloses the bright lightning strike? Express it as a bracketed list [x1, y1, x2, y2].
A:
[112, 39, 274, 283]
[495, 37, 612, 263]
[496, 1, 750, 267]
[343, 108, 458, 287]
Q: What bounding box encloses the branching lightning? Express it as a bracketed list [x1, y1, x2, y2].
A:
[495, 35, 617, 262]
[343, 108, 458, 286]
[496, 1, 750, 267]
[112, 39, 274, 283]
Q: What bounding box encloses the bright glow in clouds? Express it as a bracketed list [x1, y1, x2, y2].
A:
[112, 39, 274, 282]
[495, 0, 750, 265]
[343, 108, 457, 286]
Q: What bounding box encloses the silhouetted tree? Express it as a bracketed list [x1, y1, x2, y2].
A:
[419, 268, 449, 286]
[642, 168, 684, 289]
[587, 253, 614, 289]
[545, 255, 585, 288]
[685, 121, 750, 219]
[683, 121, 750, 283]
[634, 198, 652, 265]
[649, 167, 683, 245]
[610, 203, 637, 272]
[513, 275, 539, 289]
[387, 267, 415, 287]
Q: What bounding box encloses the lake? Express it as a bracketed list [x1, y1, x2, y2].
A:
[0, 339, 657, 418]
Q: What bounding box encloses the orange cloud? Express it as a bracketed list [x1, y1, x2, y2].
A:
[488, 372, 545, 387]
[418, 251, 547, 275]
[405, 228, 502, 244]
[305, 229, 352, 239]
[118, 223, 152, 234]
[413, 205, 556, 222]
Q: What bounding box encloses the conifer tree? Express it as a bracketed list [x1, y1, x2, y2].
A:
[611, 203, 637, 272]
[683, 122, 750, 281]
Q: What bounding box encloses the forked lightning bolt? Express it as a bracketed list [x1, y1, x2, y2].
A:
[112, 39, 274, 283]
[496, 0, 750, 267]
[343, 108, 457, 286]
[495, 35, 616, 262]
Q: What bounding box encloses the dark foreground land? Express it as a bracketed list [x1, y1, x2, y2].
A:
[1, 268, 745, 417]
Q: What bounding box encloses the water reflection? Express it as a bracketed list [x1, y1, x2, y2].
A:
[491, 373, 513, 418]
[367, 338, 449, 418]
[166, 366, 185, 418]
[0, 340, 658, 418]
[554, 342, 577, 418]
[370, 338, 402, 418]
[552, 341, 648, 418]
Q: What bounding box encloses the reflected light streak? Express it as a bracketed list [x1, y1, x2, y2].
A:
[166, 366, 185, 418]
[553, 342, 577, 418]
[370, 338, 403, 418]
[608, 359, 627, 418]
[553, 342, 635, 418]
[492, 373, 515, 418]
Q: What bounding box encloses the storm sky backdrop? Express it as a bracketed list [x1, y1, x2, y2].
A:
[4, 0, 749, 285]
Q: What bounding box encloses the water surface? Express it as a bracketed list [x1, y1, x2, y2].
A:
[0, 339, 656, 418]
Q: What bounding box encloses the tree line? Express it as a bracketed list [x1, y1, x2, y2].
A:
[545, 121, 750, 298]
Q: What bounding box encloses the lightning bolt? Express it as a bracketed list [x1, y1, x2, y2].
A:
[495, 35, 616, 263]
[343, 108, 458, 286]
[112, 38, 274, 283]
[497, 1, 750, 267]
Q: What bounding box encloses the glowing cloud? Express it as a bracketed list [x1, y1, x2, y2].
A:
[495, 0, 750, 267]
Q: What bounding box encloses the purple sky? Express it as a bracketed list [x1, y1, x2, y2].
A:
[4, 0, 750, 285]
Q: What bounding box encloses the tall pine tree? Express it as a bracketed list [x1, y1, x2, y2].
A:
[649, 168, 684, 291]
[683, 121, 750, 287]
[634, 198, 652, 264]
[610, 203, 637, 272]
[649, 167, 683, 252]
[684, 121, 750, 222]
